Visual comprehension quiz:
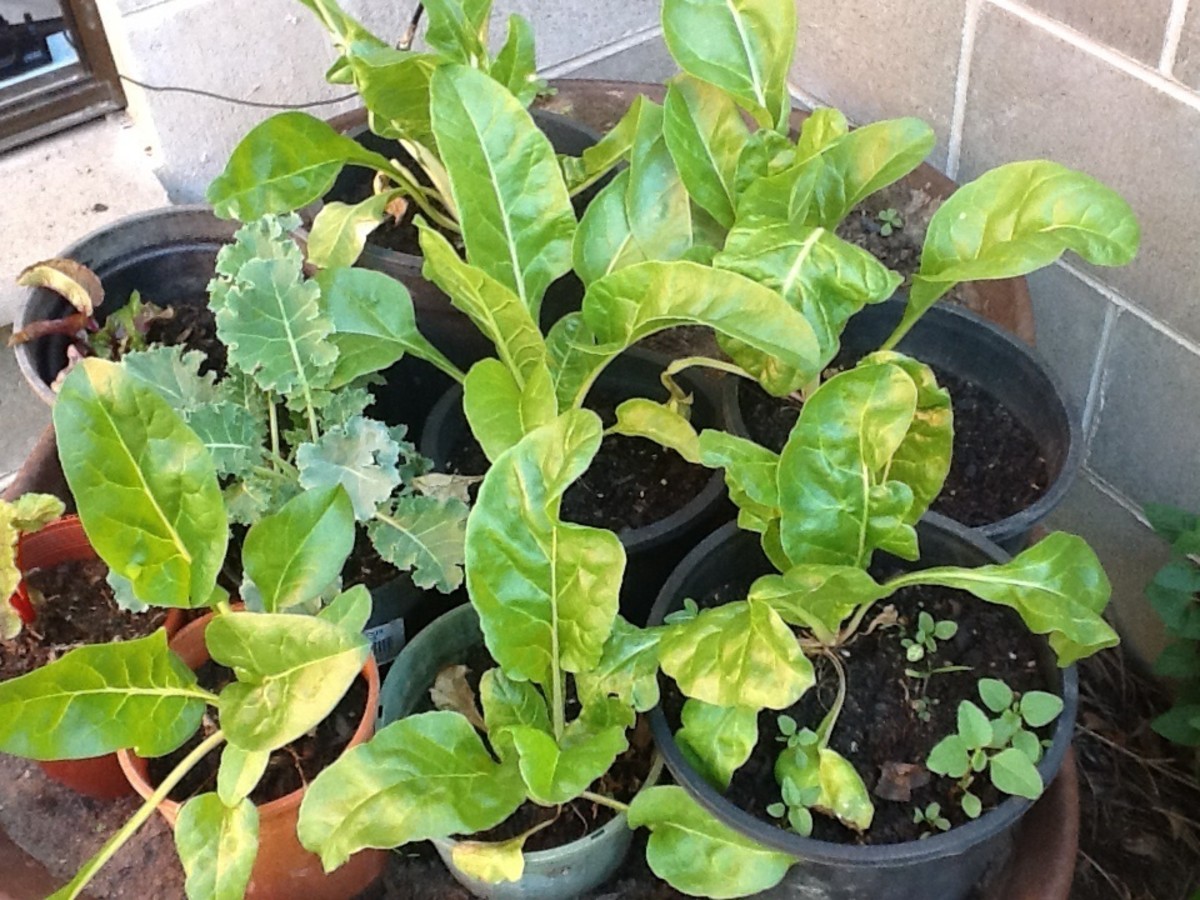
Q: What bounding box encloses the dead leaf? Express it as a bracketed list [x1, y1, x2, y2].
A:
[863, 604, 899, 636]
[430, 664, 486, 731]
[385, 194, 409, 224]
[8, 312, 91, 346]
[17, 259, 103, 315]
[414, 473, 480, 505]
[874, 761, 931, 802]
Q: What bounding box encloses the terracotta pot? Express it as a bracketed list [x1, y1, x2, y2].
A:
[10, 515, 185, 800]
[119, 612, 387, 900]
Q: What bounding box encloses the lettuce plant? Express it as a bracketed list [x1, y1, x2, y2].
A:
[113, 214, 469, 595]
[0, 360, 373, 900]
[0, 492, 66, 638]
[207, 0, 550, 267]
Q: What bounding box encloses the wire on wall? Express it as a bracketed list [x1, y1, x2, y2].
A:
[117, 74, 356, 110]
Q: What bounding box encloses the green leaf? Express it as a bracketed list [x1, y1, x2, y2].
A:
[297, 416, 400, 520]
[661, 0, 795, 131]
[306, 193, 394, 269]
[795, 107, 849, 160]
[659, 600, 814, 709]
[777, 362, 919, 568]
[977, 678, 1014, 713]
[1011, 729, 1043, 763]
[610, 398, 701, 463]
[207, 112, 395, 220]
[1152, 703, 1200, 747]
[120, 347, 219, 414]
[421, 0, 490, 65]
[208, 612, 369, 752]
[899, 532, 1117, 666]
[480, 668, 551, 763]
[559, 261, 821, 408]
[989, 747, 1045, 800]
[216, 256, 337, 397]
[54, 359, 227, 609]
[889, 161, 1139, 348]
[776, 741, 874, 832]
[467, 411, 624, 688]
[624, 97, 695, 266]
[316, 265, 461, 387]
[926, 734, 970, 779]
[491, 14, 544, 106]
[561, 96, 644, 196]
[697, 430, 780, 531]
[1154, 641, 1200, 679]
[217, 746, 270, 807]
[506, 707, 629, 805]
[628, 785, 792, 899]
[176, 794, 258, 900]
[804, 118, 936, 227]
[431, 64, 575, 317]
[663, 75, 750, 228]
[297, 711, 526, 870]
[418, 222, 548, 383]
[958, 701, 994, 749]
[677, 700, 758, 790]
[184, 401, 265, 480]
[241, 486, 354, 613]
[961, 791, 982, 819]
[318, 585, 373, 633]
[573, 169, 646, 287]
[1144, 503, 1200, 545]
[749, 565, 885, 645]
[575, 617, 665, 714]
[368, 493, 468, 593]
[450, 835, 525, 884]
[343, 45, 438, 143]
[463, 358, 556, 463]
[714, 221, 900, 363]
[1019, 691, 1064, 728]
[0, 631, 206, 760]
[1147, 561, 1200, 639]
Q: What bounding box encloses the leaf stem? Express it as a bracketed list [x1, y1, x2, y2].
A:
[268, 400, 282, 471]
[51, 729, 226, 900]
[581, 790, 629, 814]
[817, 650, 847, 750]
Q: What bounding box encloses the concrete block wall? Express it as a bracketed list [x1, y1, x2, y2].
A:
[92, 0, 666, 202]
[791, 0, 1200, 662]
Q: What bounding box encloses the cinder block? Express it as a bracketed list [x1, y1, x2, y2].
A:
[566, 33, 677, 83]
[788, 0, 966, 170]
[1174, 1, 1200, 91]
[499, 0, 660, 70]
[960, 5, 1200, 343]
[1024, 0, 1173, 66]
[1045, 473, 1173, 666]
[1026, 264, 1113, 417]
[1088, 310, 1200, 514]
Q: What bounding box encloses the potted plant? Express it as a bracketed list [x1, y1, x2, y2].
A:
[0, 358, 387, 899]
[628, 354, 1118, 898]
[14, 206, 238, 404]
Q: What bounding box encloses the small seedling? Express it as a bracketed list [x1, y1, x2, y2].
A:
[878, 208, 903, 236]
[901, 610, 958, 662]
[926, 678, 1063, 818]
[912, 696, 937, 723]
[912, 802, 950, 837]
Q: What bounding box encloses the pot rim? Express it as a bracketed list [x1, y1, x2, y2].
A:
[646, 514, 1080, 866]
[118, 609, 381, 822]
[421, 346, 729, 554]
[723, 299, 1082, 546]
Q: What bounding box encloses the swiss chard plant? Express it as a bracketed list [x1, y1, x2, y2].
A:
[0, 492, 67, 639]
[207, 0, 553, 268]
[112, 214, 469, 595]
[1142, 503, 1200, 748]
[0, 359, 375, 900]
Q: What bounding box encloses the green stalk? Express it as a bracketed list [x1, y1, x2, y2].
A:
[50, 729, 227, 900]
[581, 791, 629, 814]
[383, 161, 461, 234]
[268, 400, 282, 471]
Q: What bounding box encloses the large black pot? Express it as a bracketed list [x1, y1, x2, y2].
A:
[15, 205, 238, 405]
[722, 300, 1081, 552]
[421, 348, 731, 624]
[647, 516, 1079, 900]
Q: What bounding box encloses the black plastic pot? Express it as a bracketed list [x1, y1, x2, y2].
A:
[421, 348, 730, 624]
[722, 300, 1081, 552]
[647, 516, 1079, 900]
[15, 205, 239, 405]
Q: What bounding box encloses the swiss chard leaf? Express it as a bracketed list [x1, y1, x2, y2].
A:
[0, 631, 206, 760]
[175, 793, 258, 900]
[697, 430, 780, 532]
[208, 611, 369, 752]
[573, 169, 646, 287]
[216, 745, 270, 807]
[54, 359, 227, 609]
[491, 14, 545, 107]
[749, 565, 886, 644]
[625, 98, 695, 266]
[467, 410, 624, 689]
[575, 617, 665, 713]
[505, 705, 630, 805]
[888, 160, 1140, 349]
[479, 668, 551, 763]
[661, 0, 795, 132]
[305, 192, 396, 269]
[677, 700, 758, 790]
[297, 711, 526, 870]
[610, 398, 701, 464]
[463, 358, 556, 463]
[343, 45, 438, 144]
[561, 96, 644, 196]
[776, 740, 874, 832]
[659, 600, 814, 709]
[421, 0, 490, 66]
[431, 64, 575, 317]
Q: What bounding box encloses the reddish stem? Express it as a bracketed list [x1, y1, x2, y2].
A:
[9, 581, 35, 624]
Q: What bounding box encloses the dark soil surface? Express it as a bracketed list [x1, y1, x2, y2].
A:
[445, 392, 714, 534]
[343, 528, 402, 592]
[148, 661, 368, 806]
[739, 363, 1050, 526]
[143, 302, 225, 376]
[0, 558, 168, 681]
[662, 572, 1053, 845]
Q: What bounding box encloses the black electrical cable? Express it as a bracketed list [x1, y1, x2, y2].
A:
[116, 73, 356, 110]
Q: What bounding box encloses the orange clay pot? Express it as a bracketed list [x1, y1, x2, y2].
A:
[10, 515, 184, 800]
[119, 612, 387, 900]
